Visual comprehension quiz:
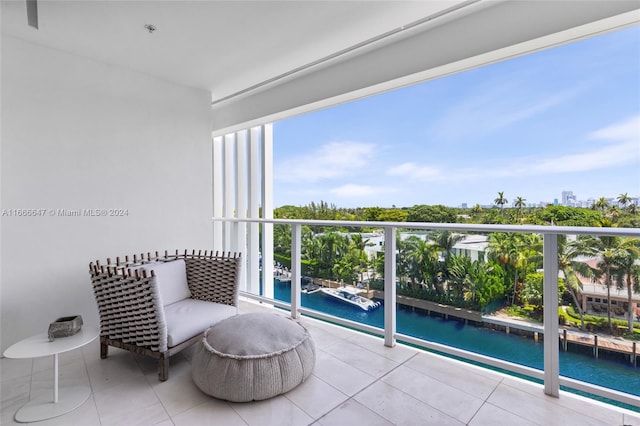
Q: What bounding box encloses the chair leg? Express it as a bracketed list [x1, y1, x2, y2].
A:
[158, 354, 169, 381]
[100, 339, 109, 359]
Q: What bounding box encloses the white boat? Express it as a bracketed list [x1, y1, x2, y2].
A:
[320, 286, 381, 311]
[274, 266, 291, 282]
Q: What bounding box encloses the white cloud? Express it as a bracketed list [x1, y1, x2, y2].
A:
[386, 162, 443, 180]
[329, 184, 396, 198]
[589, 114, 640, 143]
[276, 141, 377, 183]
[525, 114, 640, 175]
[430, 84, 583, 142]
[386, 115, 640, 183]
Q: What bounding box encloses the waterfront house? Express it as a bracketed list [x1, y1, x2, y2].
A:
[578, 259, 640, 320]
[2, 1, 640, 424]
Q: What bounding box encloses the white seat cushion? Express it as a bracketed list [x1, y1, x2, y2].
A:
[139, 259, 191, 306]
[164, 298, 237, 348]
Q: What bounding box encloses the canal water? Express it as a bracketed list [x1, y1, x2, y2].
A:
[273, 279, 640, 403]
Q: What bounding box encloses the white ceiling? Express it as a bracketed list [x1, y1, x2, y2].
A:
[0, 0, 469, 100]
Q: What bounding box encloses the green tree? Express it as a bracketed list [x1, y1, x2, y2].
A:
[431, 230, 465, 272]
[513, 196, 527, 220]
[613, 238, 640, 332]
[447, 255, 473, 301]
[494, 191, 508, 215]
[363, 207, 384, 221]
[522, 272, 544, 307]
[332, 257, 356, 283]
[535, 205, 603, 227]
[488, 233, 541, 305]
[347, 233, 374, 284]
[377, 208, 409, 222]
[471, 204, 483, 219]
[579, 235, 638, 333]
[274, 224, 292, 258]
[403, 235, 439, 292]
[473, 260, 505, 311]
[302, 233, 323, 276]
[557, 235, 594, 330]
[592, 197, 609, 213]
[617, 193, 631, 210]
[406, 205, 457, 223]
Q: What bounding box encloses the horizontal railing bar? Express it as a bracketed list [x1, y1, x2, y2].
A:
[396, 332, 544, 379]
[213, 217, 640, 237]
[401, 331, 638, 407]
[298, 307, 385, 336]
[558, 376, 640, 408]
[240, 292, 291, 310]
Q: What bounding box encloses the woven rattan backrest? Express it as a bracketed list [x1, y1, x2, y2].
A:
[90, 265, 167, 352]
[182, 252, 241, 306]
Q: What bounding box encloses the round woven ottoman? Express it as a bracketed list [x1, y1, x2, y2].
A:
[191, 313, 315, 402]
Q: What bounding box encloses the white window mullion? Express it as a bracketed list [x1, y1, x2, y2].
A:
[261, 124, 274, 298]
[235, 130, 248, 292]
[248, 127, 262, 295]
[223, 133, 236, 252]
[212, 136, 224, 252]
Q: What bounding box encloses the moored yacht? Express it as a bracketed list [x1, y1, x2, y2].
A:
[320, 286, 381, 311]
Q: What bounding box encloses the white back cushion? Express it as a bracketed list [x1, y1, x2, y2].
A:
[140, 259, 191, 306]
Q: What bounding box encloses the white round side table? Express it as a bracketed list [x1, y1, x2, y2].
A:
[3, 326, 99, 423]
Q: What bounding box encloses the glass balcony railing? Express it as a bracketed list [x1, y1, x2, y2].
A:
[214, 217, 640, 410]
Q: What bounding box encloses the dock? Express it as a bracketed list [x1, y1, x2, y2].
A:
[483, 315, 640, 366]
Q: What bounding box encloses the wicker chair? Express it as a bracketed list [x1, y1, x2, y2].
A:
[89, 250, 241, 381]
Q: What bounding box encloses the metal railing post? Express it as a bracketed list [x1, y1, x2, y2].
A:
[543, 233, 559, 397]
[291, 224, 302, 319]
[384, 226, 397, 347]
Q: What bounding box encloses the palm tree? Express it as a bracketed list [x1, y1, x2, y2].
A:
[558, 236, 594, 330]
[494, 191, 508, 215]
[607, 205, 621, 221]
[447, 255, 473, 301]
[592, 197, 609, 213]
[513, 196, 527, 220]
[403, 236, 439, 292]
[332, 257, 356, 283]
[488, 233, 541, 305]
[274, 224, 292, 258]
[617, 193, 631, 209]
[347, 233, 373, 284]
[471, 204, 483, 219]
[579, 235, 638, 333]
[612, 239, 640, 332]
[489, 233, 524, 305]
[316, 231, 349, 278]
[431, 230, 465, 271]
[302, 233, 323, 276]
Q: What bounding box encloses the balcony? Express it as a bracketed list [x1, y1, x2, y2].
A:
[2, 298, 638, 426]
[215, 217, 640, 411]
[3, 1, 640, 424]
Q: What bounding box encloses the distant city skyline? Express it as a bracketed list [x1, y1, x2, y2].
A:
[273, 26, 640, 209]
[461, 189, 639, 210]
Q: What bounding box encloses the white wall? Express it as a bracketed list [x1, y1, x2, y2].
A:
[1, 37, 213, 352]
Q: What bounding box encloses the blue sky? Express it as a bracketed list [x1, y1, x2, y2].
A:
[273, 25, 640, 209]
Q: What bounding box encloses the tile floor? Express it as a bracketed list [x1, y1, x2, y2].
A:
[2, 299, 639, 426]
